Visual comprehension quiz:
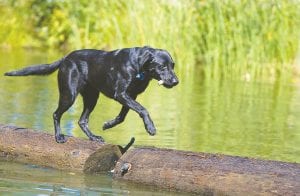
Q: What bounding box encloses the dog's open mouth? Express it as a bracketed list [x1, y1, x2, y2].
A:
[158, 80, 173, 88]
[158, 80, 164, 85]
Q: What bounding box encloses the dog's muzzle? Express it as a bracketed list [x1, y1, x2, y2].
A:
[158, 77, 179, 88]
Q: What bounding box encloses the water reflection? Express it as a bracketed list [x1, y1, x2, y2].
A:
[0, 161, 189, 195]
[0, 50, 299, 164]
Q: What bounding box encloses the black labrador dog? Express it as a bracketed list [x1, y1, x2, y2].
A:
[5, 46, 179, 143]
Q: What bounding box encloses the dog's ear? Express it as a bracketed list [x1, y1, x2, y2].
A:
[138, 48, 154, 69]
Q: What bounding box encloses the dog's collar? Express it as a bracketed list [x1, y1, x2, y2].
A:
[136, 72, 145, 80]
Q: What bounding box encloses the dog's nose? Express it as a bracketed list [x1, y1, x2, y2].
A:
[172, 78, 179, 86]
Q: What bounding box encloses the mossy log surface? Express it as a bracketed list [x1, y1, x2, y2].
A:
[113, 147, 300, 195]
[0, 124, 122, 173]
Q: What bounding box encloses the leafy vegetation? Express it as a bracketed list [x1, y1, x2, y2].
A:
[0, 0, 299, 82]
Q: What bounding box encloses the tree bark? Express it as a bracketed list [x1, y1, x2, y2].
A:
[113, 147, 300, 195]
[1, 124, 300, 195]
[0, 124, 122, 173]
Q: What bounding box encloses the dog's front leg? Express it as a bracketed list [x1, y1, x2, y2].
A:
[103, 94, 137, 130]
[115, 92, 156, 136]
[102, 106, 129, 130]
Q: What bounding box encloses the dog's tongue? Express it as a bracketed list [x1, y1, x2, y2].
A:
[158, 80, 164, 85]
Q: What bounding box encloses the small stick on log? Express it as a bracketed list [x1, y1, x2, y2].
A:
[0, 124, 125, 173]
[113, 147, 300, 195]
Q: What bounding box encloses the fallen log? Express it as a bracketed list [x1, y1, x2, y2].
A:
[1, 124, 300, 195]
[113, 147, 300, 195]
[0, 124, 123, 173]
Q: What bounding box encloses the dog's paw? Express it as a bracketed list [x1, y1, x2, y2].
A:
[89, 135, 105, 143]
[102, 121, 111, 130]
[102, 120, 116, 130]
[55, 134, 67, 143]
[146, 127, 156, 136]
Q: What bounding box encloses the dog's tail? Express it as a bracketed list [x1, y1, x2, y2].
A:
[4, 59, 63, 76]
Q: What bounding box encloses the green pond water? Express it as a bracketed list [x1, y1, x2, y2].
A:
[0, 50, 299, 195]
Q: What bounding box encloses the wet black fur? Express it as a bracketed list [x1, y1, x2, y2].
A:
[5, 46, 179, 143]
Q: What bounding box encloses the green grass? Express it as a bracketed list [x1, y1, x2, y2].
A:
[196, 0, 300, 82]
[0, 0, 299, 82]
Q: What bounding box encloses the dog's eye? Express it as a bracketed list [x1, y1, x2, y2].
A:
[158, 64, 167, 70]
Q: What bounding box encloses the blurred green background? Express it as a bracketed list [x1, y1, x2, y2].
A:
[1, 0, 300, 162]
[1, 0, 300, 81]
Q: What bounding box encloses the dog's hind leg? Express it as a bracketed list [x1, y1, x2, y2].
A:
[53, 61, 81, 143]
[53, 93, 77, 143]
[78, 86, 104, 143]
[102, 95, 137, 130]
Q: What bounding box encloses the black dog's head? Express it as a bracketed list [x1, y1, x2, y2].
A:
[139, 47, 179, 88]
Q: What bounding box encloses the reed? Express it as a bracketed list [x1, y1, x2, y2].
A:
[195, 0, 300, 82]
[0, 0, 299, 82]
